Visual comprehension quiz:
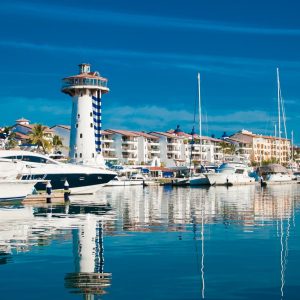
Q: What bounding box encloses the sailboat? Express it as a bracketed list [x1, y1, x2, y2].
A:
[259, 68, 293, 186]
[189, 73, 212, 186]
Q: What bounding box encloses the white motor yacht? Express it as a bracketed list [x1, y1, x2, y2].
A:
[0, 159, 41, 201]
[205, 162, 255, 186]
[0, 150, 116, 194]
[257, 164, 294, 186]
[0, 179, 40, 201]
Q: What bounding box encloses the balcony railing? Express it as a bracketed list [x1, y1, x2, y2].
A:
[62, 78, 108, 89]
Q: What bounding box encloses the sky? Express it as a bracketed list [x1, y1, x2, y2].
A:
[0, 0, 300, 142]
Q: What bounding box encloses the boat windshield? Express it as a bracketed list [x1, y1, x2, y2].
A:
[1, 155, 59, 165]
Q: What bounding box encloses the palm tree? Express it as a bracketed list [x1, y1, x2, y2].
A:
[28, 124, 51, 154]
[52, 135, 63, 152]
[228, 143, 237, 155]
[219, 141, 237, 155]
[219, 141, 229, 155]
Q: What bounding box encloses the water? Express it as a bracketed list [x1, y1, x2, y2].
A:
[0, 184, 300, 299]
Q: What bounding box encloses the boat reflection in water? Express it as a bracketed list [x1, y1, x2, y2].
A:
[0, 184, 298, 299]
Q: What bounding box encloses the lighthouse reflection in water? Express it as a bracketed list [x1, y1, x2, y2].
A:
[65, 216, 111, 298]
[0, 185, 299, 299]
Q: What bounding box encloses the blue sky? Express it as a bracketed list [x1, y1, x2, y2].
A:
[0, 0, 300, 142]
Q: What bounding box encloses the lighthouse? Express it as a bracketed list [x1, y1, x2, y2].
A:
[62, 63, 109, 165]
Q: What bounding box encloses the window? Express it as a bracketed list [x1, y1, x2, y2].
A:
[75, 153, 77, 158]
[76, 124, 78, 128]
[90, 123, 93, 128]
[92, 153, 94, 158]
[80, 133, 83, 138]
[77, 114, 80, 119]
[90, 112, 93, 117]
[80, 153, 82, 158]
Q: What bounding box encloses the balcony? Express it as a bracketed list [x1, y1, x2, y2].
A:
[122, 140, 137, 144]
[102, 148, 116, 152]
[150, 149, 160, 154]
[62, 78, 108, 90]
[101, 138, 114, 143]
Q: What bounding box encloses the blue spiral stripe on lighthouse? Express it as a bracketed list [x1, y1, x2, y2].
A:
[92, 103, 101, 109]
[92, 95, 102, 152]
[93, 118, 102, 123]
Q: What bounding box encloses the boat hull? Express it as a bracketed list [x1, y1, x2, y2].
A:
[0, 180, 38, 201]
[22, 173, 116, 193]
[261, 174, 294, 186]
[206, 173, 255, 186]
[189, 174, 210, 186]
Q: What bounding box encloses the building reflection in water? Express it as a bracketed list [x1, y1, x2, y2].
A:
[0, 184, 299, 298]
[0, 201, 114, 299]
[65, 220, 111, 299]
[103, 184, 297, 232]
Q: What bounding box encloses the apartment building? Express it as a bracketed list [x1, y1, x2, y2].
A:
[149, 131, 186, 166]
[104, 129, 139, 165]
[230, 129, 291, 164]
[132, 131, 160, 165]
[101, 130, 118, 163]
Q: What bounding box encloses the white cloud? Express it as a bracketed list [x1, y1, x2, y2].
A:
[102, 104, 276, 134]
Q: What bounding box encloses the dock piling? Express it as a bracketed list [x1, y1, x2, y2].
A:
[46, 181, 52, 203]
[64, 180, 70, 202]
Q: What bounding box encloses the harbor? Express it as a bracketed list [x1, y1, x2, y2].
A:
[2, 0, 300, 299]
[0, 61, 300, 300]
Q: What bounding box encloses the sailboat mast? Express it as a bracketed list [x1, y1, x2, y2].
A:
[277, 68, 281, 164]
[198, 72, 202, 164]
[291, 130, 294, 161]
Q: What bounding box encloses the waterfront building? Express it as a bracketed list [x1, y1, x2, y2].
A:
[101, 130, 161, 165]
[13, 118, 54, 141]
[224, 136, 253, 164]
[149, 131, 186, 166]
[104, 129, 139, 165]
[229, 129, 291, 165]
[61, 63, 109, 165]
[101, 130, 118, 164]
[133, 131, 160, 165]
[12, 118, 54, 148]
[184, 134, 224, 165]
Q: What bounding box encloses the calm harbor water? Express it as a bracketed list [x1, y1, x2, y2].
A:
[1, 184, 300, 299]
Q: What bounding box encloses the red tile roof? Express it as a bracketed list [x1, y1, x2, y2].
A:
[15, 123, 54, 133]
[105, 129, 139, 137]
[132, 131, 159, 139]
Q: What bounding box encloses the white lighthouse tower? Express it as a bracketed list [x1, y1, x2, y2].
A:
[62, 64, 109, 165]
